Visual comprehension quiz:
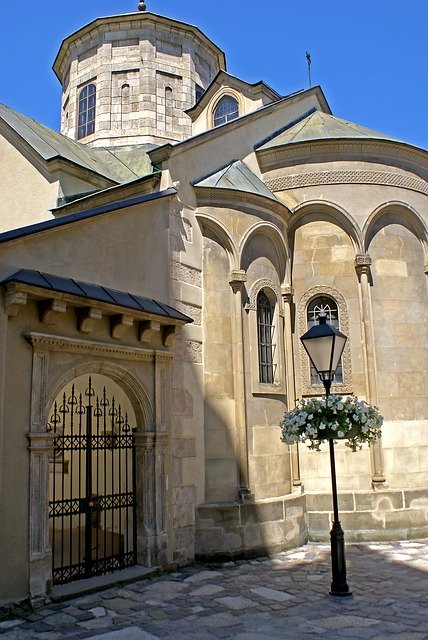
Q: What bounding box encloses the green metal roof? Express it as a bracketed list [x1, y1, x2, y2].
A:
[192, 160, 279, 203]
[257, 110, 404, 150]
[0, 104, 153, 183]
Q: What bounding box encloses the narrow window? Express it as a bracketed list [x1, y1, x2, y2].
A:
[195, 83, 204, 103]
[121, 83, 130, 129]
[213, 95, 239, 127]
[77, 83, 96, 139]
[257, 291, 276, 384]
[307, 297, 343, 384]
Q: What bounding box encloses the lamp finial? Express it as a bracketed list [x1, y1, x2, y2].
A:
[138, 1, 146, 11]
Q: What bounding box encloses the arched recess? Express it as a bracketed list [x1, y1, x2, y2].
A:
[364, 202, 428, 260]
[364, 203, 428, 428]
[289, 201, 364, 256]
[199, 214, 240, 503]
[47, 373, 139, 585]
[46, 360, 153, 432]
[239, 222, 289, 285]
[196, 213, 238, 271]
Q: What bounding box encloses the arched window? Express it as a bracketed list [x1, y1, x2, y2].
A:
[213, 95, 239, 127]
[257, 291, 276, 384]
[77, 83, 96, 139]
[307, 296, 343, 384]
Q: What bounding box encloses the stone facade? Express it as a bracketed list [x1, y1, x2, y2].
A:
[0, 5, 427, 608]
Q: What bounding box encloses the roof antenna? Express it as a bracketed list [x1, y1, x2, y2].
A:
[306, 51, 312, 88]
[138, 1, 146, 10]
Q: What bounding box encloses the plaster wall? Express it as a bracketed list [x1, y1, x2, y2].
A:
[0, 135, 57, 231]
[0, 199, 171, 303]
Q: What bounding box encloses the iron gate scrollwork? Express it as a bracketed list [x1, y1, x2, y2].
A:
[47, 377, 137, 585]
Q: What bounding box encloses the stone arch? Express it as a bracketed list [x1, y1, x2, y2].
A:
[364, 201, 428, 259]
[208, 88, 243, 129]
[247, 277, 283, 315]
[239, 222, 288, 284]
[290, 200, 364, 254]
[46, 360, 153, 432]
[297, 285, 353, 396]
[196, 213, 239, 270]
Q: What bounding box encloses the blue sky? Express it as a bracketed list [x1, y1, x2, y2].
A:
[0, 0, 426, 149]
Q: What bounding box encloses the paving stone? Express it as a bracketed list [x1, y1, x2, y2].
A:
[88, 606, 107, 618]
[77, 616, 114, 630]
[183, 570, 223, 583]
[0, 620, 23, 630]
[189, 584, 225, 597]
[215, 596, 255, 610]
[102, 598, 135, 613]
[250, 587, 295, 602]
[85, 629, 159, 640]
[43, 612, 78, 627]
[198, 612, 241, 628]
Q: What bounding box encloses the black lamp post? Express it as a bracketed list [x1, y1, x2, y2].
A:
[300, 315, 352, 597]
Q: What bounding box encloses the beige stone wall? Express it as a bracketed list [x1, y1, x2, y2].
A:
[202, 235, 237, 503]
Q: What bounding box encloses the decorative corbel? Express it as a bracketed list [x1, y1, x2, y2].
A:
[4, 283, 27, 317]
[281, 284, 294, 305]
[110, 314, 134, 339]
[163, 324, 179, 347]
[38, 299, 66, 325]
[138, 320, 161, 343]
[76, 307, 102, 333]
[229, 269, 247, 294]
[354, 254, 372, 280]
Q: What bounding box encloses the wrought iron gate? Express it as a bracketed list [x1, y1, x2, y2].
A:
[48, 377, 137, 585]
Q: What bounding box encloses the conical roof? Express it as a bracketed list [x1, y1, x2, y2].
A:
[192, 160, 279, 203]
[257, 110, 403, 150]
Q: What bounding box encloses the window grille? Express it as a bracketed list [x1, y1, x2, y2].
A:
[257, 291, 276, 384]
[213, 96, 239, 127]
[77, 83, 96, 139]
[307, 297, 343, 384]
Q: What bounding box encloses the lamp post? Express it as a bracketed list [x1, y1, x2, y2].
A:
[300, 315, 352, 597]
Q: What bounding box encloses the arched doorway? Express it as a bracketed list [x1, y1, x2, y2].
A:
[47, 374, 137, 585]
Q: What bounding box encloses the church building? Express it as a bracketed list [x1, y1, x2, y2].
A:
[0, 2, 427, 607]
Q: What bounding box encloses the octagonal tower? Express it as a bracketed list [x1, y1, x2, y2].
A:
[53, 8, 226, 147]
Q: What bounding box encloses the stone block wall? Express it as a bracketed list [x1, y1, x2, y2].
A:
[57, 15, 221, 146]
[307, 489, 428, 542]
[196, 494, 307, 559]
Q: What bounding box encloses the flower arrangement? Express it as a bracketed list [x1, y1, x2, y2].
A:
[280, 395, 383, 452]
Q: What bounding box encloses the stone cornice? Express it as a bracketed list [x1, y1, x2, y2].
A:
[265, 169, 428, 196]
[193, 187, 290, 220]
[258, 139, 428, 177]
[24, 331, 174, 363]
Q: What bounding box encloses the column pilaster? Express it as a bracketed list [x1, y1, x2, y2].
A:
[229, 270, 253, 503]
[355, 254, 386, 486]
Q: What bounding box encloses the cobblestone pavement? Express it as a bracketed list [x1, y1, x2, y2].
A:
[1, 541, 427, 640]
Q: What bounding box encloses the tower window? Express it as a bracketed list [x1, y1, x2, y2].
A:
[257, 291, 276, 384]
[307, 296, 343, 384]
[77, 83, 96, 139]
[213, 96, 239, 127]
[195, 83, 204, 103]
